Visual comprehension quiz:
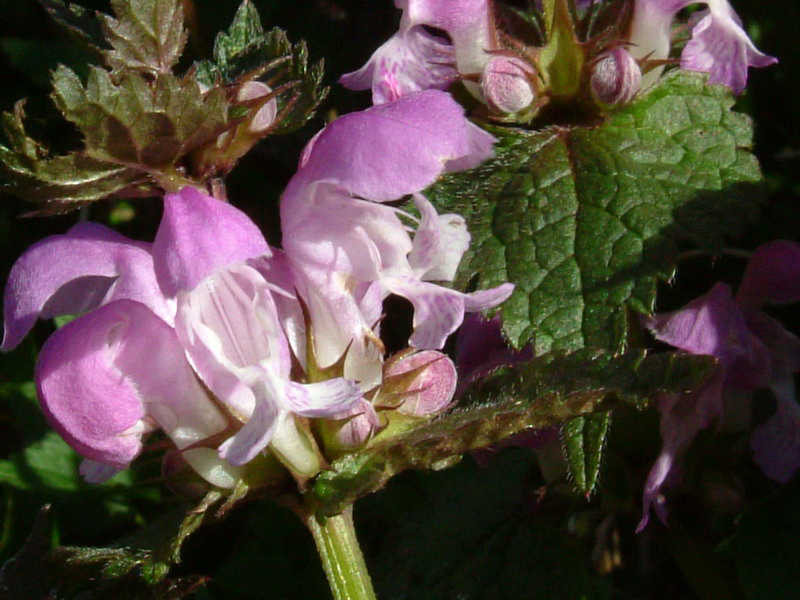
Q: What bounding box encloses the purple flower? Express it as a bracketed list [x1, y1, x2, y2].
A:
[639, 241, 800, 530]
[3, 187, 363, 481]
[340, 0, 495, 104]
[628, 0, 777, 94]
[454, 314, 559, 468]
[282, 91, 513, 382]
[455, 313, 533, 394]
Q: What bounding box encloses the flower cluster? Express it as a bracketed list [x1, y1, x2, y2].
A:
[2, 90, 512, 488]
[639, 242, 800, 529]
[341, 0, 775, 119]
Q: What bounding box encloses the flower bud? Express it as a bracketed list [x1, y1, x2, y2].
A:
[383, 350, 457, 416]
[480, 56, 536, 115]
[590, 47, 642, 107]
[324, 399, 380, 451]
[237, 81, 278, 134]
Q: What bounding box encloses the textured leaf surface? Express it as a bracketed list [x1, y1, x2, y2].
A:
[361, 451, 613, 600]
[427, 70, 763, 351]
[312, 350, 713, 515]
[0, 102, 149, 213]
[101, 0, 187, 73]
[51, 65, 228, 168]
[25, 492, 227, 599]
[194, 0, 327, 135]
[561, 412, 611, 496]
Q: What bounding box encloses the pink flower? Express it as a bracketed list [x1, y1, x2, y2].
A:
[628, 0, 777, 94]
[340, 0, 494, 104]
[639, 241, 800, 530]
[282, 91, 512, 380]
[3, 188, 363, 481]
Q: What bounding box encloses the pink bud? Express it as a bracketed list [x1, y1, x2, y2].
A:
[480, 56, 536, 115]
[590, 47, 642, 107]
[329, 399, 380, 449]
[385, 350, 458, 416]
[238, 81, 278, 133]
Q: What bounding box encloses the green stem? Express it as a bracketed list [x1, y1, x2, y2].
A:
[305, 506, 377, 600]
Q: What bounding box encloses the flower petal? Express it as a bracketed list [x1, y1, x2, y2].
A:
[736, 241, 800, 308]
[218, 398, 281, 466]
[285, 90, 495, 204]
[283, 378, 363, 418]
[153, 187, 270, 296]
[385, 275, 514, 350]
[408, 193, 470, 281]
[284, 183, 412, 280]
[462, 283, 515, 312]
[750, 379, 800, 484]
[35, 302, 150, 468]
[174, 264, 289, 418]
[455, 313, 533, 393]
[3, 222, 170, 351]
[638, 373, 726, 530]
[80, 459, 122, 484]
[340, 26, 457, 104]
[403, 0, 493, 79]
[681, 4, 777, 95]
[645, 283, 744, 359]
[384, 276, 466, 349]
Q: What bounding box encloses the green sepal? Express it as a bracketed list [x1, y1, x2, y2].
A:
[538, 0, 585, 97]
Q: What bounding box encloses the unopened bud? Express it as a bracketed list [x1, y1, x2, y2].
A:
[327, 399, 380, 450]
[590, 47, 641, 107]
[384, 350, 457, 417]
[480, 56, 536, 115]
[238, 81, 278, 133]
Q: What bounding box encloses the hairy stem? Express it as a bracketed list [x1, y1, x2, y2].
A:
[305, 505, 377, 600]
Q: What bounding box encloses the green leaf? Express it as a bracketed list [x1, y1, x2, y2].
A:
[312, 350, 713, 516]
[362, 451, 613, 600]
[561, 413, 611, 496]
[39, 0, 109, 56]
[43, 492, 225, 599]
[100, 0, 187, 73]
[0, 101, 149, 214]
[0, 432, 82, 492]
[194, 0, 327, 134]
[427, 70, 763, 352]
[202, 0, 270, 83]
[51, 65, 229, 169]
[723, 482, 800, 600]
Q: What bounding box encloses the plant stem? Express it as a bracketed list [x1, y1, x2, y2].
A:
[304, 506, 377, 600]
